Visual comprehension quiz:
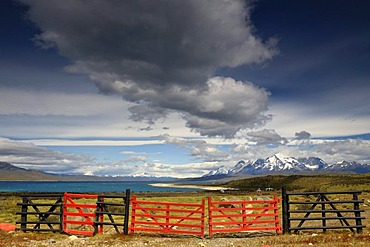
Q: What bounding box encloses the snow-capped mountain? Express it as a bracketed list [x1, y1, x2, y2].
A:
[203, 165, 230, 177]
[204, 154, 370, 177]
[129, 172, 157, 178]
[297, 157, 326, 170]
[228, 160, 247, 174]
[203, 161, 248, 177]
[325, 160, 370, 174]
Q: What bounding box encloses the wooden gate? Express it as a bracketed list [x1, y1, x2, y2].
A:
[130, 196, 205, 237]
[16, 193, 63, 233]
[282, 187, 366, 234]
[208, 196, 281, 236]
[63, 193, 100, 236]
[94, 189, 131, 235]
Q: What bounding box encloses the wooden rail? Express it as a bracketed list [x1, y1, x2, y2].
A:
[282, 187, 366, 234]
[16, 193, 64, 233]
[63, 192, 99, 236]
[208, 196, 282, 236]
[130, 195, 205, 237]
[94, 189, 131, 235]
[16, 190, 130, 236]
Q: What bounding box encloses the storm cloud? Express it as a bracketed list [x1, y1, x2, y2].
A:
[295, 130, 311, 140]
[22, 0, 277, 138]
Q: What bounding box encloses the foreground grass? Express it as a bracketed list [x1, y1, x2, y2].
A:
[1, 230, 370, 247]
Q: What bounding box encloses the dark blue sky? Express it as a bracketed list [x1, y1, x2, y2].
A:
[221, 0, 370, 100]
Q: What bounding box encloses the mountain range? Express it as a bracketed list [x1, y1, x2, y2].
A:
[203, 153, 370, 178]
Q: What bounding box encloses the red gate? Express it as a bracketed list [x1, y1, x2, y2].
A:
[130, 196, 205, 237]
[63, 193, 102, 236]
[208, 195, 282, 236]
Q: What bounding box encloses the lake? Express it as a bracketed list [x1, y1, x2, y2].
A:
[0, 181, 202, 193]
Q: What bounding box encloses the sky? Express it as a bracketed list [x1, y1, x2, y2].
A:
[0, 0, 370, 178]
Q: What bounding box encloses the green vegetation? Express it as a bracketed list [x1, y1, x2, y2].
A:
[223, 174, 370, 192]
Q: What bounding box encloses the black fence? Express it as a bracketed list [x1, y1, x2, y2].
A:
[16, 193, 64, 233]
[282, 187, 366, 234]
[14, 188, 367, 236]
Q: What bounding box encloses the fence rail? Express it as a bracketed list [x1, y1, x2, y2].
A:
[16, 190, 130, 236]
[16, 193, 64, 233]
[208, 196, 281, 236]
[63, 192, 99, 236]
[282, 187, 366, 234]
[130, 195, 205, 237]
[94, 189, 131, 235]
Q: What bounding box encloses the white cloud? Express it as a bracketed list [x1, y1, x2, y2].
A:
[306, 139, 370, 163]
[0, 87, 198, 139]
[265, 102, 370, 138]
[160, 135, 227, 162]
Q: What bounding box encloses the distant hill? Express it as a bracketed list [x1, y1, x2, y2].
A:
[0, 161, 67, 181]
[0, 162, 176, 181]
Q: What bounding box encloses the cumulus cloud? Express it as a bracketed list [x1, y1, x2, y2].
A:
[247, 129, 288, 145]
[295, 130, 311, 140]
[21, 0, 277, 138]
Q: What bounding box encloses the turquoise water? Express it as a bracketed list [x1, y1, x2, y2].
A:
[0, 181, 199, 193]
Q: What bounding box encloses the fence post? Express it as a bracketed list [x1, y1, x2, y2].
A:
[282, 186, 290, 234]
[130, 195, 136, 235]
[94, 195, 103, 235]
[20, 196, 28, 231]
[273, 195, 281, 234]
[353, 192, 363, 233]
[124, 189, 131, 235]
[242, 201, 246, 231]
[166, 204, 170, 231]
[201, 198, 205, 238]
[208, 196, 213, 237]
[62, 192, 67, 234]
[320, 193, 327, 233]
[59, 195, 64, 233]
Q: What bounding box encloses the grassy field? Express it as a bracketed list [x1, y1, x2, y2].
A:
[1, 174, 370, 246]
[223, 173, 370, 192]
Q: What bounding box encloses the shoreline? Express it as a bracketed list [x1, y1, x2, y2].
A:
[149, 183, 237, 191]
